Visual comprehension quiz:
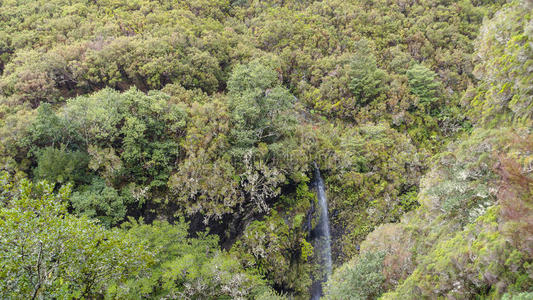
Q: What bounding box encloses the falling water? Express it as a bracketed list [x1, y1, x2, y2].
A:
[310, 165, 332, 300]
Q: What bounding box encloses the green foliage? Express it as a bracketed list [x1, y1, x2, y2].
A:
[407, 64, 441, 112]
[348, 52, 387, 107]
[61, 89, 124, 146]
[325, 251, 386, 300]
[466, 0, 533, 126]
[335, 126, 533, 299]
[113, 218, 272, 299]
[314, 123, 425, 259]
[381, 207, 533, 299]
[227, 61, 296, 155]
[70, 178, 128, 228]
[0, 172, 152, 299]
[502, 292, 533, 300]
[11, 87, 191, 226]
[0, 0, 528, 298]
[39, 86, 185, 189]
[28, 103, 81, 151]
[422, 127, 525, 225]
[34, 146, 90, 185]
[0, 0, 245, 103]
[232, 185, 315, 297]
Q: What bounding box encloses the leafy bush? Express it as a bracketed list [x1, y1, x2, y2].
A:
[0, 172, 152, 299]
[348, 50, 388, 107]
[227, 61, 297, 155]
[113, 218, 272, 299]
[466, 0, 533, 126]
[325, 251, 386, 300]
[70, 178, 128, 228]
[382, 207, 533, 299]
[407, 64, 440, 113]
[34, 146, 90, 185]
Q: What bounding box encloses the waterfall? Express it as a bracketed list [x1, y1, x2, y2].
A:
[310, 165, 332, 300]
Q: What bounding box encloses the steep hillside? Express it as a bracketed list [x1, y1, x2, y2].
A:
[0, 0, 530, 298]
[326, 1, 533, 298]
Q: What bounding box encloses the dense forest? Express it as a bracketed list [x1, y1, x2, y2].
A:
[0, 0, 531, 298]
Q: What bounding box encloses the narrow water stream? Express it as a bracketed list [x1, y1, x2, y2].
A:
[310, 166, 332, 300]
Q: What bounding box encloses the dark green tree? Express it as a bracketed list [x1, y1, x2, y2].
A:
[70, 178, 127, 228]
[407, 64, 440, 111]
[348, 54, 387, 106]
[34, 146, 90, 185]
[227, 61, 296, 155]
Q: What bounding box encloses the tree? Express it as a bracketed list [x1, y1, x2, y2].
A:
[227, 61, 296, 155]
[232, 209, 314, 296]
[0, 172, 152, 299]
[407, 64, 440, 110]
[348, 54, 387, 106]
[70, 177, 128, 228]
[467, 0, 533, 126]
[34, 146, 90, 185]
[28, 103, 81, 151]
[112, 218, 271, 299]
[325, 251, 386, 300]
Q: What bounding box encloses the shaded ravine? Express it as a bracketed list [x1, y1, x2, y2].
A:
[310, 165, 332, 300]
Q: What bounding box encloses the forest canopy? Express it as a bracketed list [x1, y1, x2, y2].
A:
[0, 0, 531, 299]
